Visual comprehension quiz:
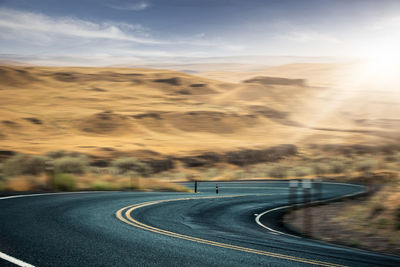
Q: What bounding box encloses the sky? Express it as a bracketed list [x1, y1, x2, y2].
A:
[1, 0, 400, 65]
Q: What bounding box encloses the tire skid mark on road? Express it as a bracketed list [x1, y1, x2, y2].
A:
[116, 196, 345, 267]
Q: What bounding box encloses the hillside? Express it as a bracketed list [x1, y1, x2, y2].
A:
[0, 64, 399, 160]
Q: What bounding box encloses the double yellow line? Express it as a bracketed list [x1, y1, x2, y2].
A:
[115, 196, 345, 267]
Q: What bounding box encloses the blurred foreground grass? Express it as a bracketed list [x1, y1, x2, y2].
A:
[285, 182, 400, 255]
[1, 148, 400, 253]
[1, 148, 399, 192]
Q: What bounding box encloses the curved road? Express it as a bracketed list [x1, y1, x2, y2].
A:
[1, 181, 399, 266]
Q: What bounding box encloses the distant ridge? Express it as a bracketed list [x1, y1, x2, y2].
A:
[0, 60, 32, 66]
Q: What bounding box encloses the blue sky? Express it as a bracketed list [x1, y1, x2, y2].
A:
[1, 0, 400, 65]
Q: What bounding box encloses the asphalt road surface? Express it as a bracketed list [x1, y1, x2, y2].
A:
[1, 181, 399, 266]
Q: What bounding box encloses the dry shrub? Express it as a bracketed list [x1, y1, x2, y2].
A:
[395, 206, 400, 230]
[354, 158, 377, 172]
[268, 164, 288, 178]
[4, 176, 37, 191]
[46, 150, 68, 159]
[91, 181, 120, 191]
[73, 173, 189, 192]
[226, 144, 297, 166]
[232, 170, 246, 179]
[53, 173, 76, 191]
[145, 158, 175, 173]
[139, 178, 191, 192]
[112, 157, 150, 176]
[168, 172, 187, 180]
[75, 173, 118, 189]
[312, 162, 330, 175]
[289, 166, 312, 177]
[330, 160, 347, 174]
[3, 154, 48, 177]
[54, 156, 87, 174]
[203, 168, 220, 179]
[114, 176, 130, 188]
[385, 187, 400, 210]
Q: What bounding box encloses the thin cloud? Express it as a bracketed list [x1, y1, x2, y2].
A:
[275, 30, 340, 44]
[0, 7, 250, 65]
[107, 1, 150, 11]
[0, 7, 162, 44]
[370, 16, 400, 32]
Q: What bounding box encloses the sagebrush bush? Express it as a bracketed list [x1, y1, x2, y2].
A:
[232, 170, 246, 179]
[91, 181, 118, 191]
[382, 162, 400, 171]
[395, 206, 400, 230]
[312, 162, 329, 175]
[4, 176, 38, 191]
[2, 154, 28, 176]
[26, 156, 48, 175]
[2, 154, 49, 176]
[169, 172, 187, 180]
[376, 218, 389, 229]
[354, 158, 377, 172]
[54, 173, 76, 191]
[112, 157, 150, 176]
[330, 160, 347, 174]
[289, 166, 311, 177]
[204, 168, 220, 178]
[268, 165, 288, 178]
[46, 150, 67, 159]
[54, 156, 87, 174]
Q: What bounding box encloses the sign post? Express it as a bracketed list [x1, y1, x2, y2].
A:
[289, 179, 299, 205]
[289, 179, 299, 220]
[302, 179, 312, 237]
[313, 177, 323, 201]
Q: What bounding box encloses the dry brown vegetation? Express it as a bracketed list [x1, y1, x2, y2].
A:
[1, 64, 399, 159]
[285, 181, 400, 255]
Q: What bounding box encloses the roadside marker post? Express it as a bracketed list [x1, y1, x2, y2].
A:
[313, 177, 323, 201]
[289, 179, 299, 220]
[302, 179, 312, 237]
[289, 180, 299, 205]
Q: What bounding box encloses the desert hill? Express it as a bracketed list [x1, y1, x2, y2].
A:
[0, 64, 399, 160]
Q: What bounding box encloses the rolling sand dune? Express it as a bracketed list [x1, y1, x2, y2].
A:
[0, 64, 399, 159]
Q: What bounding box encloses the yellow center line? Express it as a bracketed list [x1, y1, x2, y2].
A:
[115, 196, 346, 267]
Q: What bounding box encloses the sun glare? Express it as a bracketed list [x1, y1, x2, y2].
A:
[361, 41, 400, 88]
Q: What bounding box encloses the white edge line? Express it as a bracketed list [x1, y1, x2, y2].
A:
[0, 190, 116, 200]
[255, 182, 365, 239]
[0, 252, 35, 267]
[0, 190, 118, 266]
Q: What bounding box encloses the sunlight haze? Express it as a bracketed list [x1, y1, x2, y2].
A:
[1, 0, 400, 66]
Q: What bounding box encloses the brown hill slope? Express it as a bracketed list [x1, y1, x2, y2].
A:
[0, 65, 398, 159]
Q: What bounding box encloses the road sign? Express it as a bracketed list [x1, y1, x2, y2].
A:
[289, 180, 299, 188]
[302, 179, 312, 189]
